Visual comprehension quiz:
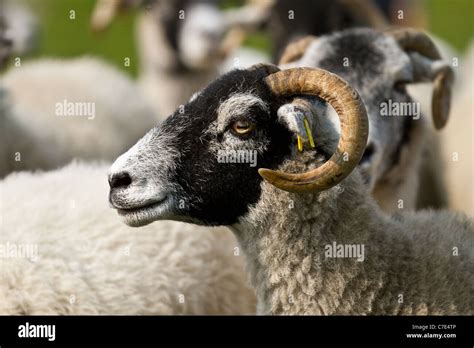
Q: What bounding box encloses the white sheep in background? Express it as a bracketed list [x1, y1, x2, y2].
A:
[278, 28, 455, 213]
[0, 57, 158, 177]
[91, 0, 272, 117]
[0, 161, 256, 314]
[108, 64, 474, 315]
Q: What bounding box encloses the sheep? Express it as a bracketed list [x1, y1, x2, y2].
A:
[0, 161, 256, 314]
[277, 28, 454, 213]
[107, 63, 474, 315]
[0, 56, 158, 177]
[91, 0, 272, 116]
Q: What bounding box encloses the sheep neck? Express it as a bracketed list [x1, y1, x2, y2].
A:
[231, 170, 388, 315]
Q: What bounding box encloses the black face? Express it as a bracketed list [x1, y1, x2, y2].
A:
[158, 67, 293, 225]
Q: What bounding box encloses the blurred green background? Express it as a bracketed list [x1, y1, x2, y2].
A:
[11, 0, 474, 77]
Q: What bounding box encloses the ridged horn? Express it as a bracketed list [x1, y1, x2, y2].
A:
[259, 68, 369, 193]
[387, 27, 454, 129]
[278, 36, 317, 65]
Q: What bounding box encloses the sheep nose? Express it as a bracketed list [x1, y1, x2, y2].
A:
[108, 171, 132, 189]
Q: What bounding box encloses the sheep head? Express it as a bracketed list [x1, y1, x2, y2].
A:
[279, 28, 454, 191]
[108, 65, 368, 227]
[91, 0, 271, 70]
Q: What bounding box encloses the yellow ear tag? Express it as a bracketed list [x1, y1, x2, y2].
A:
[297, 135, 303, 152]
[303, 117, 315, 149]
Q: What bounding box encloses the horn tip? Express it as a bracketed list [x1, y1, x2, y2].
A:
[258, 167, 273, 180]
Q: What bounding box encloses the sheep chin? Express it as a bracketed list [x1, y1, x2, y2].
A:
[117, 197, 174, 227]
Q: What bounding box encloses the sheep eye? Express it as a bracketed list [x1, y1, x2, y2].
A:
[231, 120, 256, 136]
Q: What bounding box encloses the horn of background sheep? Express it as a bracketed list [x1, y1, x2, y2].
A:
[91, 0, 121, 32]
[388, 28, 454, 129]
[259, 68, 369, 193]
[278, 36, 317, 65]
[218, 0, 275, 58]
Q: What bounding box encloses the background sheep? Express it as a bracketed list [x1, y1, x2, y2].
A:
[91, 0, 271, 116]
[0, 57, 157, 177]
[279, 28, 455, 213]
[0, 161, 256, 314]
[108, 65, 474, 315]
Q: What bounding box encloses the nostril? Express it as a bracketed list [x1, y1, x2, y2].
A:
[360, 143, 375, 165]
[109, 172, 132, 189]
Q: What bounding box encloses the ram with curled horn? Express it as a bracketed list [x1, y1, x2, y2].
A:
[107, 58, 474, 316]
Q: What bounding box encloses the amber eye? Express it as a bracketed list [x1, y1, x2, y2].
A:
[231, 120, 256, 136]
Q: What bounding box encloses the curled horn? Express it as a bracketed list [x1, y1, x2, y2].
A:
[217, 27, 247, 59]
[278, 36, 317, 65]
[388, 27, 454, 129]
[259, 68, 369, 193]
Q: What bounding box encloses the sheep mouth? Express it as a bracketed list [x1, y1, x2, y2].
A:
[116, 196, 172, 227]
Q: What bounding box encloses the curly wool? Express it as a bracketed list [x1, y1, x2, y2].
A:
[232, 152, 474, 315]
[0, 162, 256, 314]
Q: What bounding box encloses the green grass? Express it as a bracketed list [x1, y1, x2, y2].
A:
[27, 0, 139, 76]
[426, 0, 473, 52]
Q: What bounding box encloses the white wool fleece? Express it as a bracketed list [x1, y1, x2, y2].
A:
[0, 162, 256, 314]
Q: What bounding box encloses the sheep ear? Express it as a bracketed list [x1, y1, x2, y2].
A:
[408, 52, 454, 130]
[277, 98, 316, 151]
